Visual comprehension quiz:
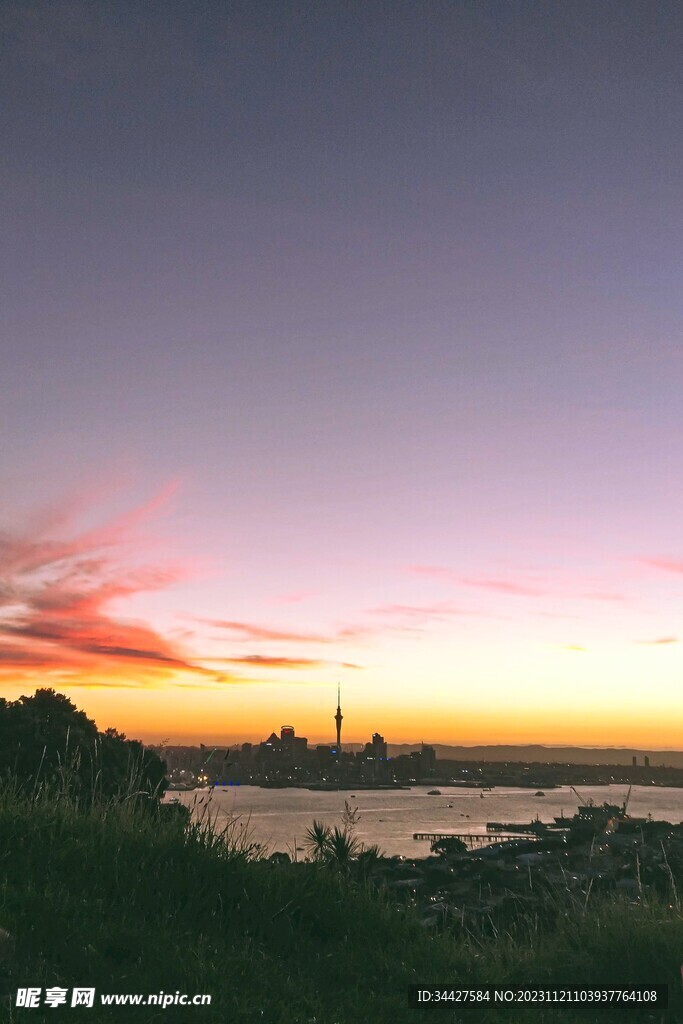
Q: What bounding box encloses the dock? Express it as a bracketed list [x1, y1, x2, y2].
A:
[413, 831, 539, 847]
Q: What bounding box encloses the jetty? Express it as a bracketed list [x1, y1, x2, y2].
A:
[413, 830, 539, 847]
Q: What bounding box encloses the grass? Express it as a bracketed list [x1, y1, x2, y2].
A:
[0, 780, 681, 1023]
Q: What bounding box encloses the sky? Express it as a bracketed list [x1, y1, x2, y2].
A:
[2, 1, 683, 747]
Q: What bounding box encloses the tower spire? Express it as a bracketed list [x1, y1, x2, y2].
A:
[334, 682, 343, 752]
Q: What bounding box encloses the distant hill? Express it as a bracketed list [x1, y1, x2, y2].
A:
[387, 743, 683, 767]
[155, 741, 683, 769]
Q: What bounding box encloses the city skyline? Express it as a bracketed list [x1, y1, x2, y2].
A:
[2, 3, 683, 747]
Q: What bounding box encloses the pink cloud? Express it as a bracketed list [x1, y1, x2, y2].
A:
[202, 619, 333, 644]
[219, 655, 325, 669]
[407, 564, 542, 596]
[367, 600, 466, 623]
[461, 577, 542, 596]
[210, 654, 363, 671]
[641, 558, 683, 575]
[202, 619, 375, 645]
[0, 480, 180, 577]
[0, 487, 210, 685]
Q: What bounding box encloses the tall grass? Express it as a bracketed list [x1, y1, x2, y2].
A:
[0, 777, 457, 1022]
[0, 774, 681, 1022]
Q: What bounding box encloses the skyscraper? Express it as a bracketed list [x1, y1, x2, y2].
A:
[280, 725, 295, 760]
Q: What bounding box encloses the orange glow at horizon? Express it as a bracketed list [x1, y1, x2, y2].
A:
[0, 677, 676, 751]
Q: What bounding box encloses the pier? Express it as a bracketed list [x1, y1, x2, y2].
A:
[413, 831, 539, 847]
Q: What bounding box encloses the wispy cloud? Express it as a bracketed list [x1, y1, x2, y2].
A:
[208, 654, 364, 672]
[201, 619, 333, 644]
[640, 558, 683, 575]
[407, 565, 543, 596]
[636, 636, 679, 646]
[367, 600, 465, 625]
[408, 564, 629, 604]
[0, 486, 216, 687]
[218, 655, 326, 669]
[202, 618, 375, 645]
[462, 577, 542, 596]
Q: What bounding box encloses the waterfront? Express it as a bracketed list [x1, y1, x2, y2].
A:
[165, 783, 683, 857]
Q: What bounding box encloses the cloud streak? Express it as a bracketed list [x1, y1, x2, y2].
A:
[0, 487, 212, 687]
[367, 600, 466, 625]
[408, 565, 628, 604]
[202, 618, 375, 644]
[219, 655, 326, 669]
[408, 565, 543, 596]
[641, 558, 683, 575]
[636, 636, 679, 646]
[202, 619, 334, 644]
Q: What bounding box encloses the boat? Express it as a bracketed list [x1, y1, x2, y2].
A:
[487, 817, 548, 835]
[553, 802, 623, 829]
[551, 787, 637, 834]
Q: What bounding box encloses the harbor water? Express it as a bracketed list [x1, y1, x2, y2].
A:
[166, 784, 683, 858]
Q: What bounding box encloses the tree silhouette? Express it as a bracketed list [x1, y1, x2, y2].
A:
[0, 689, 166, 799]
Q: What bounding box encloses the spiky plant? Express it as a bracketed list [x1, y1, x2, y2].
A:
[303, 819, 332, 862]
[327, 826, 361, 870]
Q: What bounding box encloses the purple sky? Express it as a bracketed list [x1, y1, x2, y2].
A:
[2, 2, 683, 745]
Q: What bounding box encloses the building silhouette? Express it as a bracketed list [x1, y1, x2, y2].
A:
[334, 683, 343, 751]
[420, 743, 437, 774]
[363, 732, 387, 760]
[280, 725, 295, 760]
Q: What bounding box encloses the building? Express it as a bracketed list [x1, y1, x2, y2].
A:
[280, 725, 295, 760]
[420, 743, 436, 774]
[256, 726, 309, 766]
[363, 732, 387, 760]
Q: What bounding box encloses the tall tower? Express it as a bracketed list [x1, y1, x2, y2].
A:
[334, 682, 343, 751]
